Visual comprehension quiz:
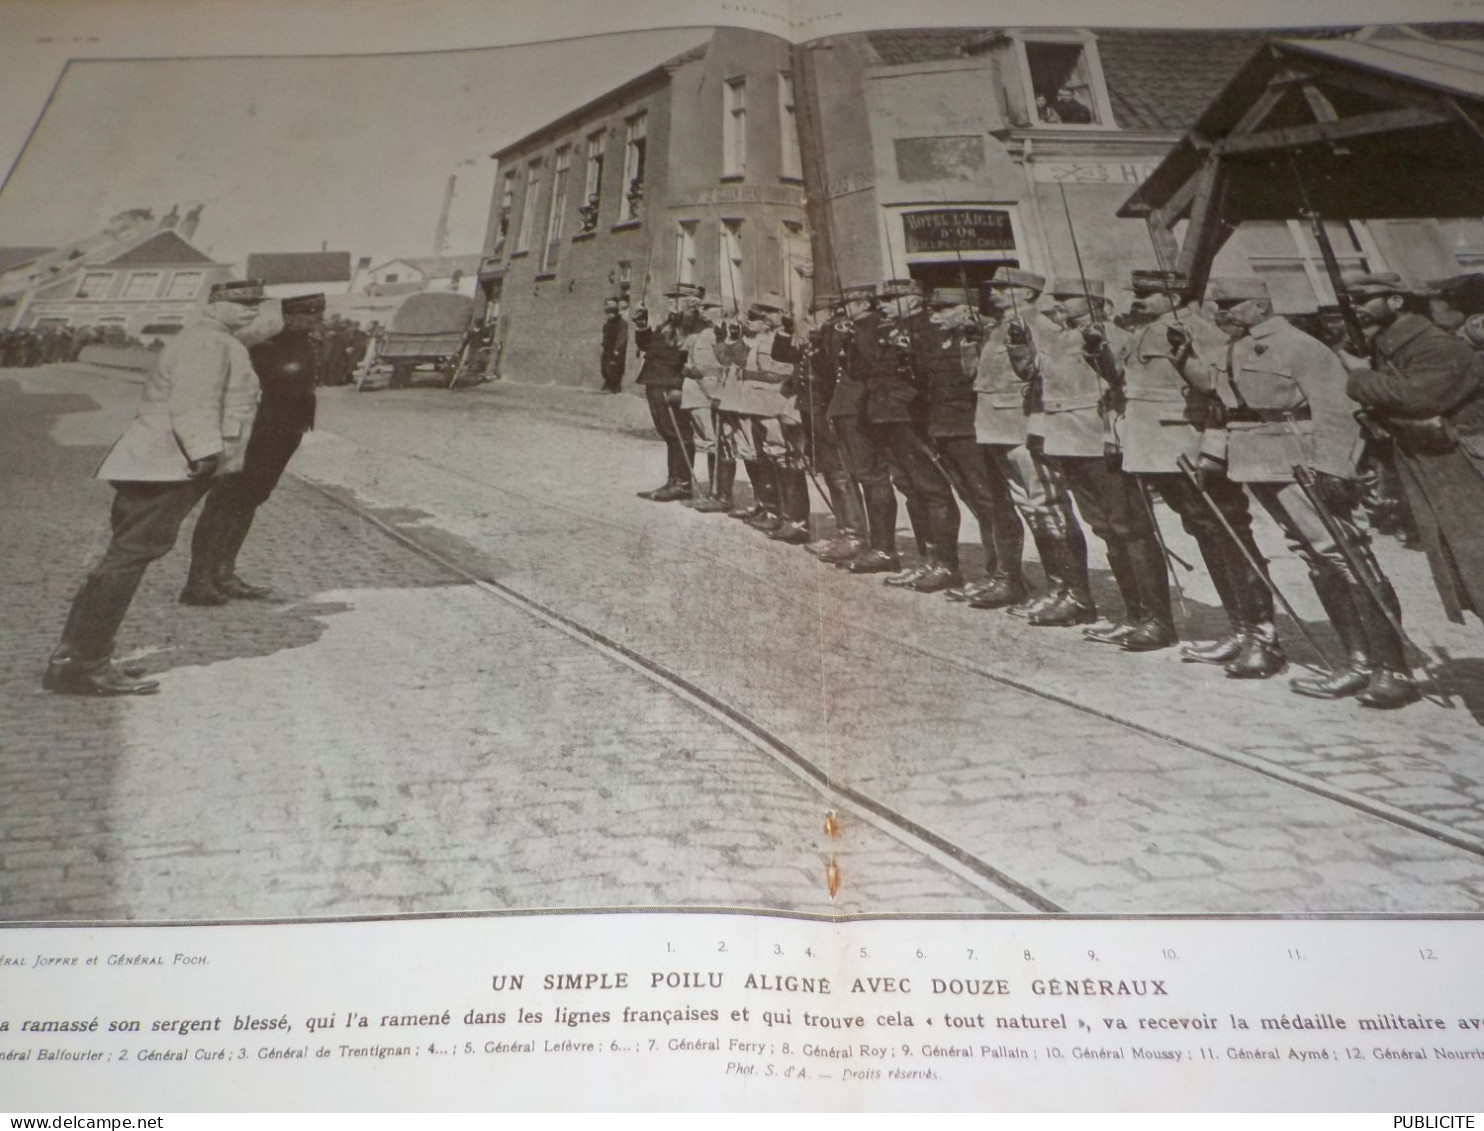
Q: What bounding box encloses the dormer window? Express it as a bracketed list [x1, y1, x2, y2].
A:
[1013, 32, 1115, 129]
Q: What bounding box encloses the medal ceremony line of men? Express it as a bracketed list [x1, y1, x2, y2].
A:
[631, 269, 1484, 712]
[43, 280, 327, 697]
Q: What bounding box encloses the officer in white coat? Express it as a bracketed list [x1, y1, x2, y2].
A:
[43, 279, 266, 696]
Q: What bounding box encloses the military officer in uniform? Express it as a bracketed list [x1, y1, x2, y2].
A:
[633, 283, 701, 502]
[972, 271, 1090, 622]
[1102, 268, 1281, 675]
[1023, 278, 1177, 649]
[827, 286, 903, 574]
[860, 279, 962, 592]
[1183, 276, 1414, 706]
[43, 280, 266, 696]
[800, 298, 869, 562]
[1342, 272, 1484, 679]
[677, 300, 730, 509]
[180, 292, 324, 605]
[716, 299, 810, 542]
[915, 287, 1025, 605]
[600, 297, 628, 393]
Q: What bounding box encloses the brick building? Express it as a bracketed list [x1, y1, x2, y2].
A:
[796, 24, 1483, 312]
[479, 28, 811, 385]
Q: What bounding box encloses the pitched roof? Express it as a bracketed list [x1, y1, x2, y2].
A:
[376, 254, 481, 277]
[1096, 29, 1270, 132]
[0, 247, 53, 273]
[863, 28, 985, 66]
[105, 230, 215, 267]
[245, 251, 352, 285]
[1278, 34, 1484, 100]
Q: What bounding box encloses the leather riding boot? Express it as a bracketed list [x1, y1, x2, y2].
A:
[1007, 515, 1059, 618]
[1291, 574, 1373, 699]
[1224, 621, 1286, 678]
[1192, 532, 1248, 644]
[730, 462, 768, 518]
[639, 479, 691, 502]
[862, 484, 899, 557]
[1028, 512, 1096, 627]
[693, 460, 736, 512]
[180, 549, 229, 605]
[1087, 539, 1153, 644]
[813, 535, 867, 563]
[910, 539, 963, 593]
[824, 474, 867, 547]
[885, 547, 932, 587]
[1119, 616, 1179, 652]
[845, 549, 901, 574]
[903, 494, 929, 559]
[1351, 578, 1417, 708]
[43, 657, 160, 696]
[680, 456, 715, 506]
[965, 574, 1025, 611]
[754, 460, 781, 517]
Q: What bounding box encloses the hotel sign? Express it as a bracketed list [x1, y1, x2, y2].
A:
[902, 209, 1015, 254]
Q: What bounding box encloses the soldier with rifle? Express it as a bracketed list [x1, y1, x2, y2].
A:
[1340, 272, 1484, 635]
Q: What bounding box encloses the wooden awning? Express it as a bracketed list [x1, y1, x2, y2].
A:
[1118, 33, 1484, 296]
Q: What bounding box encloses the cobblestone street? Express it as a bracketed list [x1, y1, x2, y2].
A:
[6, 364, 1484, 920]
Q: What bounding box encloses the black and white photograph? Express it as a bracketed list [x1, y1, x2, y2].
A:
[4, 7, 1484, 928]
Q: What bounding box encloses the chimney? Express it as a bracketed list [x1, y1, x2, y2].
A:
[178, 205, 204, 243]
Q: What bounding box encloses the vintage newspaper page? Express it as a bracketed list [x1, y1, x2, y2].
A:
[2, 0, 1483, 1112]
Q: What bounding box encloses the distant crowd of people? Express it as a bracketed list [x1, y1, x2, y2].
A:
[0, 324, 136, 367]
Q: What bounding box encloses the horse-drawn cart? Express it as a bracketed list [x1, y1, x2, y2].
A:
[356, 292, 483, 391]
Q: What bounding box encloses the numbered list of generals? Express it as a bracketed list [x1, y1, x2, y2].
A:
[1, 938, 1482, 1091]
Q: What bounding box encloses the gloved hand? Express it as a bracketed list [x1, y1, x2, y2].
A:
[187, 452, 221, 480]
[780, 315, 795, 336]
[631, 306, 649, 329]
[1166, 323, 1193, 365]
[1103, 442, 1122, 473]
[1007, 318, 1031, 346]
[663, 387, 682, 407]
[1080, 325, 1105, 353]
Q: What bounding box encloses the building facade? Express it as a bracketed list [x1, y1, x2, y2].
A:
[14, 220, 233, 338]
[479, 28, 811, 385]
[798, 25, 1483, 313]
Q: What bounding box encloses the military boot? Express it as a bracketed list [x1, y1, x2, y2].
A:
[1291, 573, 1373, 700]
[1028, 512, 1097, 627]
[910, 539, 963, 593]
[638, 479, 692, 502]
[884, 557, 932, 587]
[1351, 577, 1418, 709]
[729, 461, 769, 519]
[179, 555, 229, 607]
[1224, 622, 1286, 678]
[43, 656, 159, 696]
[967, 572, 1028, 610]
[769, 470, 812, 544]
[680, 456, 715, 507]
[1085, 541, 1147, 644]
[692, 460, 736, 513]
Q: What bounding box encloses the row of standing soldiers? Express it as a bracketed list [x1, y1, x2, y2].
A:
[630, 269, 1484, 712]
[1, 324, 123, 367]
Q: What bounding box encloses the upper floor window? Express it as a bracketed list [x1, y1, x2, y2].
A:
[165, 271, 203, 299]
[724, 78, 747, 178]
[495, 171, 517, 252]
[675, 221, 698, 286]
[1018, 34, 1114, 128]
[515, 159, 542, 253]
[76, 272, 112, 298]
[581, 129, 606, 233]
[622, 113, 648, 222]
[122, 272, 161, 300]
[779, 73, 801, 180]
[543, 146, 571, 272]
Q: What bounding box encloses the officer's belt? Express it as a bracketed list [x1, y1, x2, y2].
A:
[1123, 385, 1187, 403]
[1041, 392, 1102, 413]
[1224, 406, 1311, 424]
[742, 370, 786, 385]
